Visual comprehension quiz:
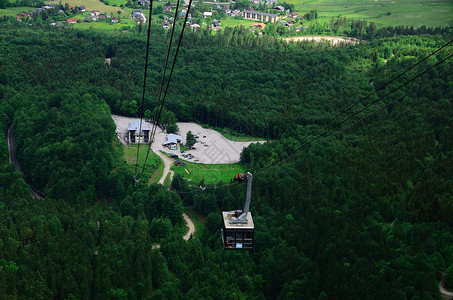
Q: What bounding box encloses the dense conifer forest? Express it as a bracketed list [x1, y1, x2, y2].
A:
[0, 21, 452, 298]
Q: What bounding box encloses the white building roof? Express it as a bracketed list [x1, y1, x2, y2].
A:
[162, 133, 182, 145]
[128, 120, 151, 134]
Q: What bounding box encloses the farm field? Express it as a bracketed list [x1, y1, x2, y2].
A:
[2, 1, 452, 33]
[44, 0, 129, 14]
[71, 19, 136, 29]
[220, 18, 257, 28]
[0, 6, 34, 16]
[291, 2, 453, 27]
[287, 0, 449, 5]
[107, 0, 127, 6]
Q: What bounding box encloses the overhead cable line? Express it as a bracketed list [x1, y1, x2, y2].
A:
[257, 66, 453, 176]
[254, 40, 453, 176]
[134, 0, 155, 180]
[151, 0, 182, 125]
[137, 0, 194, 182]
[171, 53, 452, 194]
[134, 0, 179, 182]
[254, 55, 453, 177]
[135, 0, 182, 182]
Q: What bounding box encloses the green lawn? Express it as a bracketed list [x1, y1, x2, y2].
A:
[150, 159, 164, 184]
[106, 0, 127, 6]
[0, 6, 34, 16]
[171, 161, 245, 185]
[123, 144, 156, 163]
[220, 18, 257, 28]
[123, 144, 162, 183]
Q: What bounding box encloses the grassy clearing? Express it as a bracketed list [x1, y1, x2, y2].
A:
[185, 207, 206, 239]
[149, 159, 164, 184]
[171, 161, 245, 185]
[163, 172, 172, 187]
[123, 144, 162, 183]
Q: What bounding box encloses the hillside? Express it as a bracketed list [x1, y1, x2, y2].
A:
[0, 21, 452, 298]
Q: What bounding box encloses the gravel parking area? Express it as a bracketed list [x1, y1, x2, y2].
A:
[112, 115, 264, 164]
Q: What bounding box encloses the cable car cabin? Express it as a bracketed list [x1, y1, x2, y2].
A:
[222, 211, 254, 249]
[221, 172, 255, 249]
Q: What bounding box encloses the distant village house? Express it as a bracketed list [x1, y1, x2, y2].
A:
[252, 22, 266, 29]
[242, 10, 279, 23]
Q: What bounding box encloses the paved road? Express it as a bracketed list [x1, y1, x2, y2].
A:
[7, 126, 45, 200]
[8, 125, 46, 200]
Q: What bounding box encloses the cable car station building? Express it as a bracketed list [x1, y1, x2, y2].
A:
[128, 120, 151, 144]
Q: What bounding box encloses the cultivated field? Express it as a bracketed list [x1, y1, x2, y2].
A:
[291, 1, 453, 27]
[0, 6, 33, 16]
[44, 0, 130, 14]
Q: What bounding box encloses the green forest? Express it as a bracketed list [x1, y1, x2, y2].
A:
[0, 19, 453, 299]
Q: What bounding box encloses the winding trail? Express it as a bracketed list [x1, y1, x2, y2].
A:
[157, 153, 195, 241]
[7, 126, 45, 200]
[440, 272, 453, 299]
[155, 150, 175, 185]
[182, 213, 195, 240]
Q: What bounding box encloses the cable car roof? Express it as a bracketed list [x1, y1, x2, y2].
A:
[222, 211, 254, 229]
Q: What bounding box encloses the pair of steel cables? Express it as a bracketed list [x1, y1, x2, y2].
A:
[134, 0, 194, 183]
[171, 39, 452, 194]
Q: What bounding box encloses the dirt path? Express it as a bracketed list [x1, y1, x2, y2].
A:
[440, 272, 453, 299]
[155, 150, 175, 185]
[182, 213, 195, 240]
[281, 36, 364, 45]
[158, 152, 195, 240]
